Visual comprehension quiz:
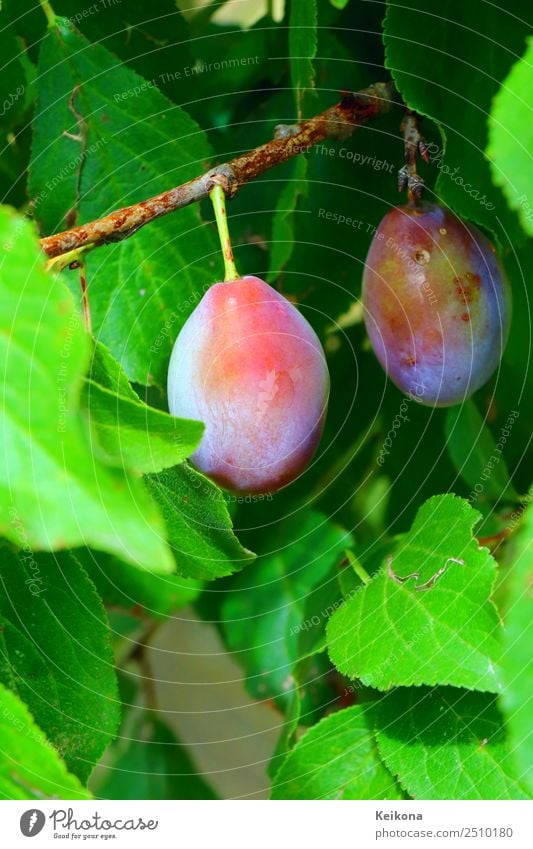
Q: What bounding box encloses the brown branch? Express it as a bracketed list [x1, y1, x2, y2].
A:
[40, 81, 397, 259]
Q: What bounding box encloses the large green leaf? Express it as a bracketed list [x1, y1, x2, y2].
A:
[290, 0, 318, 119]
[383, 0, 526, 242]
[0, 682, 90, 800]
[79, 548, 202, 618]
[29, 15, 217, 385]
[146, 466, 255, 581]
[222, 511, 351, 708]
[93, 711, 217, 800]
[82, 342, 204, 473]
[499, 498, 533, 794]
[0, 547, 120, 782]
[487, 37, 533, 237]
[0, 206, 174, 573]
[373, 687, 529, 800]
[445, 400, 517, 502]
[272, 705, 403, 799]
[327, 495, 502, 692]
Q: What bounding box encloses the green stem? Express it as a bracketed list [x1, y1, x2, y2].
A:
[209, 183, 239, 281]
[345, 550, 371, 585]
[38, 0, 56, 26]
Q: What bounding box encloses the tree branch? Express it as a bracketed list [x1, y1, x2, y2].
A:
[39, 81, 397, 260]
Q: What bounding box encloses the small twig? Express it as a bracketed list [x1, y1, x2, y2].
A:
[39, 82, 397, 260]
[398, 109, 430, 206]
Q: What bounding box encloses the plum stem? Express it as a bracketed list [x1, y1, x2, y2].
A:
[40, 81, 398, 260]
[209, 183, 239, 281]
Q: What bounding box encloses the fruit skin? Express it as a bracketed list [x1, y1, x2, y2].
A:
[362, 203, 511, 407]
[167, 276, 329, 493]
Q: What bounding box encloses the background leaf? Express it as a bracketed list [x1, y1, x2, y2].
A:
[498, 497, 533, 794]
[0, 547, 120, 782]
[29, 15, 217, 385]
[82, 342, 204, 473]
[147, 467, 255, 581]
[290, 0, 318, 119]
[383, 0, 527, 242]
[222, 511, 351, 710]
[93, 711, 217, 800]
[445, 400, 517, 502]
[0, 206, 174, 574]
[487, 37, 533, 237]
[272, 704, 403, 799]
[327, 495, 502, 692]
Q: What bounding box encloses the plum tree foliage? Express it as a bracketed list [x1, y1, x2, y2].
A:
[0, 0, 531, 802]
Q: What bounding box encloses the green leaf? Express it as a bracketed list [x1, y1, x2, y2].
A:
[93, 712, 217, 800]
[330, 0, 351, 9]
[267, 156, 308, 283]
[146, 466, 255, 581]
[222, 511, 351, 708]
[0, 547, 120, 782]
[29, 15, 217, 385]
[499, 497, 533, 794]
[383, 0, 526, 241]
[290, 0, 318, 119]
[272, 705, 403, 799]
[327, 495, 502, 692]
[0, 206, 174, 574]
[0, 682, 90, 800]
[487, 37, 533, 237]
[373, 687, 530, 800]
[445, 400, 517, 502]
[80, 548, 202, 618]
[82, 342, 204, 474]
[0, 24, 32, 130]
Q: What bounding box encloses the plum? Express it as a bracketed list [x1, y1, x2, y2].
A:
[362, 203, 510, 406]
[167, 275, 329, 493]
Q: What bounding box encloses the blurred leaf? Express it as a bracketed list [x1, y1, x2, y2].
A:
[0, 682, 90, 800]
[0, 548, 119, 782]
[327, 495, 502, 692]
[29, 15, 217, 385]
[272, 705, 403, 799]
[499, 497, 533, 794]
[94, 712, 217, 800]
[290, 0, 317, 119]
[146, 466, 255, 580]
[267, 156, 308, 283]
[222, 511, 351, 709]
[0, 206, 174, 574]
[383, 0, 526, 243]
[373, 687, 530, 800]
[487, 37, 533, 237]
[82, 342, 204, 474]
[330, 0, 351, 9]
[445, 400, 517, 501]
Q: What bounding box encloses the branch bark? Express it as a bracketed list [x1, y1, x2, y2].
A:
[40, 81, 398, 260]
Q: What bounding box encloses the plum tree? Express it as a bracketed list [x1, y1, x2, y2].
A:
[362, 203, 511, 406]
[167, 275, 329, 493]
